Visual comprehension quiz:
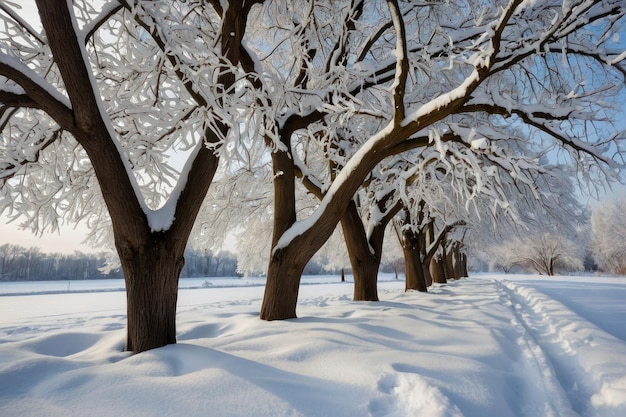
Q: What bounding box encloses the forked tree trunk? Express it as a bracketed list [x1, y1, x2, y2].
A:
[120, 236, 185, 353]
[33, 0, 238, 353]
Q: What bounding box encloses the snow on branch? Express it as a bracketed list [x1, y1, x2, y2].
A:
[0, 55, 73, 129]
[0, 2, 44, 43]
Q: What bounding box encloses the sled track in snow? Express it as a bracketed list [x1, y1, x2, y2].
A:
[496, 281, 596, 417]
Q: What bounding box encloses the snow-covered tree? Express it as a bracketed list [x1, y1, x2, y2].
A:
[591, 199, 626, 274]
[1, 0, 624, 334]
[252, 0, 625, 320]
[512, 232, 584, 275]
[0, 0, 261, 352]
[471, 162, 587, 275]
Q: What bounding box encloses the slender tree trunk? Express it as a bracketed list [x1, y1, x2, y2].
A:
[422, 262, 433, 286]
[439, 239, 453, 281]
[352, 257, 380, 301]
[422, 222, 435, 286]
[460, 251, 468, 278]
[261, 139, 302, 320]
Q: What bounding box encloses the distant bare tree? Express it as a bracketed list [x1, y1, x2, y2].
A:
[591, 199, 626, 275]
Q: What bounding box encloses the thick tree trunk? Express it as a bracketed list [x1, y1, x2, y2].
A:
[352, 259, 380, 301]
[402, 228, 427, 292]
[430, 255, 447, 284]
[403, 245, 428, 292]
[120, 236, 184, 353]
[341, 200, 380, 301]
[451, 242, 464, 279]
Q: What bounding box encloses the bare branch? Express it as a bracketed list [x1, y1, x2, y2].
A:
[386, 0, 408, 124]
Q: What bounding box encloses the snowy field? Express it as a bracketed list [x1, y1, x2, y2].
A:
[1, 274, 626, 417]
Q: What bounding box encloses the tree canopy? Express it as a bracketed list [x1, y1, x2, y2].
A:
[0, 0, 624, 351]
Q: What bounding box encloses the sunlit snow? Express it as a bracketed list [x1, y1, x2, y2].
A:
[1, 274, 625, 417]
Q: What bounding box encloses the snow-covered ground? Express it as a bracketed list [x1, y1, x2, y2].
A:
[1, 274, 625, 417]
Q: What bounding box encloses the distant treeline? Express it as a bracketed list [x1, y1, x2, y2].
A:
[0, 243, 239, 281]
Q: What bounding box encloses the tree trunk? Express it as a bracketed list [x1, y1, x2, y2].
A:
[403, 246, 428, 292]
[460, 251, 468, 278]
[444, 241, 462, 280]
[341, 200, 380, 301]
[451, 242, 464, 279]
[422, 222, 435, 286]
[260, 245, 308, 320]
[402, 228, 427, 292]
[261, 138, 302, 320]
[431, 255, 447, 284]
[352, 258, 380, 301]
[120, 236, 184, 353]
[422, 262, 433, 286]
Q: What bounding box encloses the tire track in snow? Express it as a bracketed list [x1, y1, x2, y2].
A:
[496, 280, 581, 417]
[498, 279, 626, 417]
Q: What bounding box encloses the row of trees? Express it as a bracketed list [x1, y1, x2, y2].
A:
[591, 199, 626, 275]
[5, 193, 624, 282]
[7, 192, 625, 281]
[0, 244, 116, 281]
[473, 198, 626, 276]
[0, 0, 624, 352]
[0, 243, 238, 281]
